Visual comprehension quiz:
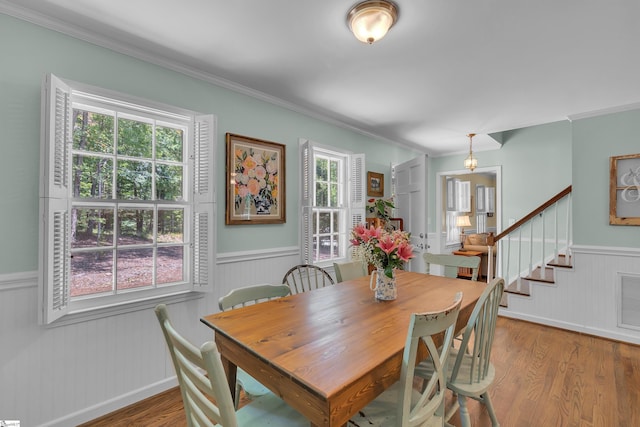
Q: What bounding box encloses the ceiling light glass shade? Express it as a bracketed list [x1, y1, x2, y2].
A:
[464, 154, 478, 171]
[464, 133, 478, 171]
[348, 1, 398, 44]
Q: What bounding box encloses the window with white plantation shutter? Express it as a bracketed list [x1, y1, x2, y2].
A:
[299, 139, 364, 266]
[38, 74, 216, 324]
[192, 114, 215, 291]
[350, 153, 366, 227]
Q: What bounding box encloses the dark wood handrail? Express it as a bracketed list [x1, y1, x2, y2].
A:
[493, 185, 572, 243]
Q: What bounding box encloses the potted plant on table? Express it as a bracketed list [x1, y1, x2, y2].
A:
[367, 197, 397, 231]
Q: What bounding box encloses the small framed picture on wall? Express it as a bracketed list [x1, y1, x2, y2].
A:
[367, 171, 384, 197]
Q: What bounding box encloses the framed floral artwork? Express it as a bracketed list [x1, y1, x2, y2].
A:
[225, 133, 286, 225]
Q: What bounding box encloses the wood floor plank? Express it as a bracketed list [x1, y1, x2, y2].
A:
[81, 317, 640, 427]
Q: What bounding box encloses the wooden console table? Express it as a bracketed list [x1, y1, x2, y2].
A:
[452, 249, 483, 279]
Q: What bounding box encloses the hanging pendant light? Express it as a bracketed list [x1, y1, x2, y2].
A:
[347, 1, 399, 44]
[464, 133, 478, 172]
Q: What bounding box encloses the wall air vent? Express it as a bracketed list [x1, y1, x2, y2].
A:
[618, 273, 640, 331]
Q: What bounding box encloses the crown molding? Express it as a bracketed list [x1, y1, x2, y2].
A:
[568, 102, 640, 121]
[0, 2, 419, 153]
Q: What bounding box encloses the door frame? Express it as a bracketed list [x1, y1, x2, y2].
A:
[391, 155, 428, 272]
[433, 165, 502, 254]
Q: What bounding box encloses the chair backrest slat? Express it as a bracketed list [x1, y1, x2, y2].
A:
[218, 283, 291, 311]
[333, 260, 367, 283]
[424, 253, 481, 281]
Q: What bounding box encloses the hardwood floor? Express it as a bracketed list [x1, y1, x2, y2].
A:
[81, 317, 640, 426]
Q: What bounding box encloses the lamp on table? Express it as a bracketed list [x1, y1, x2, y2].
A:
[455, 215, 471, 248]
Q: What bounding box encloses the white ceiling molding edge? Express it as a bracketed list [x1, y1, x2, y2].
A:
[0, 1, 426, 154]
[568, 101, 640, 122]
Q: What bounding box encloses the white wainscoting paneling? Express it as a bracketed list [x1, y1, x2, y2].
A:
[0, 246, 301, 427]
[499, 245, 640, 345]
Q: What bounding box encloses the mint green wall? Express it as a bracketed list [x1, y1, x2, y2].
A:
[573, 109, 640, 247]
[428, 121, 572, 233]
[0, 13, 419, 274]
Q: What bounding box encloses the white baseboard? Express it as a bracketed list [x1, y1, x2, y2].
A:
[39, 377, 178, 427]
[498, 310, 640, 346]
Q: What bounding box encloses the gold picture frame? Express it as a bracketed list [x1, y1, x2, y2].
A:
[225, 133, 286, 225]
[610, 153, 640, 225]
[367, 171, 384, 197]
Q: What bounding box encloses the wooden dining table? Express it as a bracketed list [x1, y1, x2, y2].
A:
[201, 270, 486, 427]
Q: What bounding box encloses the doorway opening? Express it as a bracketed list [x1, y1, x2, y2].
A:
[433, 166, 501, 254]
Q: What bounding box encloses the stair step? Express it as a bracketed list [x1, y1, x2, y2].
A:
[504, 279, 531, 297]
[547, 254, 572, 268]
[524, 266, 555, 283]
[500, 255, 570, 309]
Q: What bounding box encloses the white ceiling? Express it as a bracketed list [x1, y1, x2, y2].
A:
[4, 0, 640, 155]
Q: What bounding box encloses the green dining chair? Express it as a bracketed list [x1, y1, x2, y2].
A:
[332, 260, 367, 283]
[154, 304, 307, 426]
[349, 293, 463, 427]
[424, 253, 481, 281]
[218, 283, 291, 408]
[282, 264, 334, 294]
[415, 277, 505, 427]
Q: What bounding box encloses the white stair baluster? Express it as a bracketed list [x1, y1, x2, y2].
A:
[554, 201, 559, 263]
[517, 228, 523, 291]
[541, 211, 546, 280]
[528, 221, 533, 276]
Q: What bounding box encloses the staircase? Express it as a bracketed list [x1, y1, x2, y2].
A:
[500, 253, 573, 307]
[485, 186, 573, 308]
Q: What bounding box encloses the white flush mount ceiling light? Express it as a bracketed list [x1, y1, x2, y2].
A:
[347, 0, 399, 44]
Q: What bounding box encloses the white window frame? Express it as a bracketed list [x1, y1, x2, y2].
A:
[299, 139, 365, 267]
[38, 74, 216, 325]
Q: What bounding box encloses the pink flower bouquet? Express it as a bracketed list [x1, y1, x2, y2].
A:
[350, 224, 415, 278]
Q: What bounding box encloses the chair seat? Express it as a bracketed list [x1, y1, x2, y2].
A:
[218, 391, 308, 426]
[416, 348, 496, 396]
[350, 382, 444, 427]
[447, 351, 496, 396]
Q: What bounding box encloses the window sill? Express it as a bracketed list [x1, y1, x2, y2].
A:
[45, 291, 204, 328]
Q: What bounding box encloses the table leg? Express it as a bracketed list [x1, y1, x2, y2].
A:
[219, 353, 238, 403]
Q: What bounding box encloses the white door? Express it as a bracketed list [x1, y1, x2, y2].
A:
[393, 155, 427, 272]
